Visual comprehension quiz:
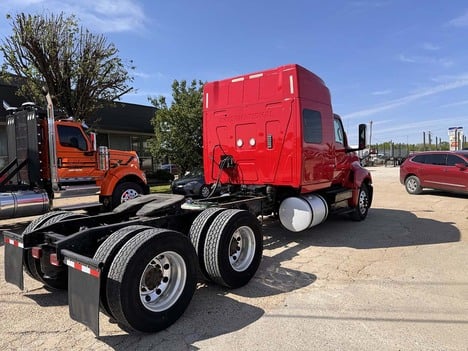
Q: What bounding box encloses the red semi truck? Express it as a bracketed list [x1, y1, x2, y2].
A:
[203, 64, 372, 230]
[3, 64, 372, 335]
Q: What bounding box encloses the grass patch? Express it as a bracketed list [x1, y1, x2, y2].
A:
[150, 184, 171, 193]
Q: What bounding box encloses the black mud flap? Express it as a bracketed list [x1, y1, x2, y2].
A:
[3, 231, 25, 290]
[61, 249, 102, 337]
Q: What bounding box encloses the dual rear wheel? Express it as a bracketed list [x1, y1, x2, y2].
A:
[94, 208, 262, 332]
[22, 211, 88, 289]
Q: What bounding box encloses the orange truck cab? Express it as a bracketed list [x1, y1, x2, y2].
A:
[53, 119, 148, 208]
[0, 97, 148, 218]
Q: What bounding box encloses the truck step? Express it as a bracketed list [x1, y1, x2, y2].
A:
[55, 185, 100, 198]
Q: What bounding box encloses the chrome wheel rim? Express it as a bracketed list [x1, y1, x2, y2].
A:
[228, 226, 256, 272]
[407, 179, 418, 193]
[358, 188, 369, 215]
[139, 251, 186, 312]
[121, 188, 139, 202]
[200, 186, 210, 198]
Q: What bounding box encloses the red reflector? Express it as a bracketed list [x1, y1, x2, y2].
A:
[31, 247, 42, 259]
[50, 253, 61, 267]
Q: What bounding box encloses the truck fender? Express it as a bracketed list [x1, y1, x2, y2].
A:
[99, 166, 148, 197]
[350, 161, 373, 207]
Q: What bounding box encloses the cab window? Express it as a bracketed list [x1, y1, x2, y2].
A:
[303, 109, 322, 144]
[57, 125, 87, 151]
[334, 118, 344, 144]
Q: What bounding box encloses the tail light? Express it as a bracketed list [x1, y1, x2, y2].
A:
[31, 247, 42, 259]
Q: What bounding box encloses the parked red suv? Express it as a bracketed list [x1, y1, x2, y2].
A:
[400, 151, 468, 195]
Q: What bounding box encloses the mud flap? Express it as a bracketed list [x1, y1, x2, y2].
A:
[61, 249, 102, 337]
[3, 232, 25, 290]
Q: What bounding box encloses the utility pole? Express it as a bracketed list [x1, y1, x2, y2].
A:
[369, 120, 373, 151]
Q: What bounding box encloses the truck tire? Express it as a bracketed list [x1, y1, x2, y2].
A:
[93, 225, 153, 317]
[106, 228, 198, 332]
[22, 211, 70, 279]
[25, 211, 88, 289]
[189, 207, 227, 279]
[405, 175, 422, 195]
[350, 184, 371, 221]
[111, 181, 143, 209]
[203, 209, 263, 288]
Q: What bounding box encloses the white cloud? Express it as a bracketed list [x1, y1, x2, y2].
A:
[371, 89, 392, 96]
[448, 10, 468, 27]
[397, 54, 453, 68]
[439, 99, 468, 108]
[133, 71, 152, 79]
[345, 74, 468, 119]
[0, 0, 146, 33]
[350, 1, 389, 8]
[398, 54, 416, 63]
[421, 42, 440, 51]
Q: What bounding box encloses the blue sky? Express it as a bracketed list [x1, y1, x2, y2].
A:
[1, 0, 468, 144]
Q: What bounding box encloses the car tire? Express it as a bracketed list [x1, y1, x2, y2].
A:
[405, 175, 422, 194]
[199, 185, 211, 198]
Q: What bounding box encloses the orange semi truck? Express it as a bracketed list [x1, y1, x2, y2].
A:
[0, 91, 148, 218]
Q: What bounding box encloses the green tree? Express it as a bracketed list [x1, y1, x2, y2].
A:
[149, 80, 204, 175]
[0, 12, 134, 119]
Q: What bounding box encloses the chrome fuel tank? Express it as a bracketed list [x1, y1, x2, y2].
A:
[0, 190, 49, 219]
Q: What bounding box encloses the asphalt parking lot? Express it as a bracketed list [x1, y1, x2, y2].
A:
[0, 166, 467, 350]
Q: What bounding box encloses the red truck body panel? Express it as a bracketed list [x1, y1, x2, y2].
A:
[203, 64, 357, 192]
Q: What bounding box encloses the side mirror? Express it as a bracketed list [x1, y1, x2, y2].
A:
[358, 124, 367, 150]
[455, 163, 467, 170]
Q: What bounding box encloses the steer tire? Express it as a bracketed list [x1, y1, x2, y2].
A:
[93, 225, 153, 317]
[189, 207, 227, 279]
[203, 209, 263, 288]
[106, 228, 198, 332]
[111, 182, 143, 209]
[350, 184, 371, 221]
[25, 211, 88, 289]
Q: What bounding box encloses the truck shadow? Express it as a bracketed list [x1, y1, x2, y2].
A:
[23, 287, 68, 307]
[4, 207, 462, 348]
[97, 285, 265, 349]
[261, 207, 461, 250]
[418, 190, 468, 199]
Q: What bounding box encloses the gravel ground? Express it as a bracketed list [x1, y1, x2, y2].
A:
[0, 166, 467, 351]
